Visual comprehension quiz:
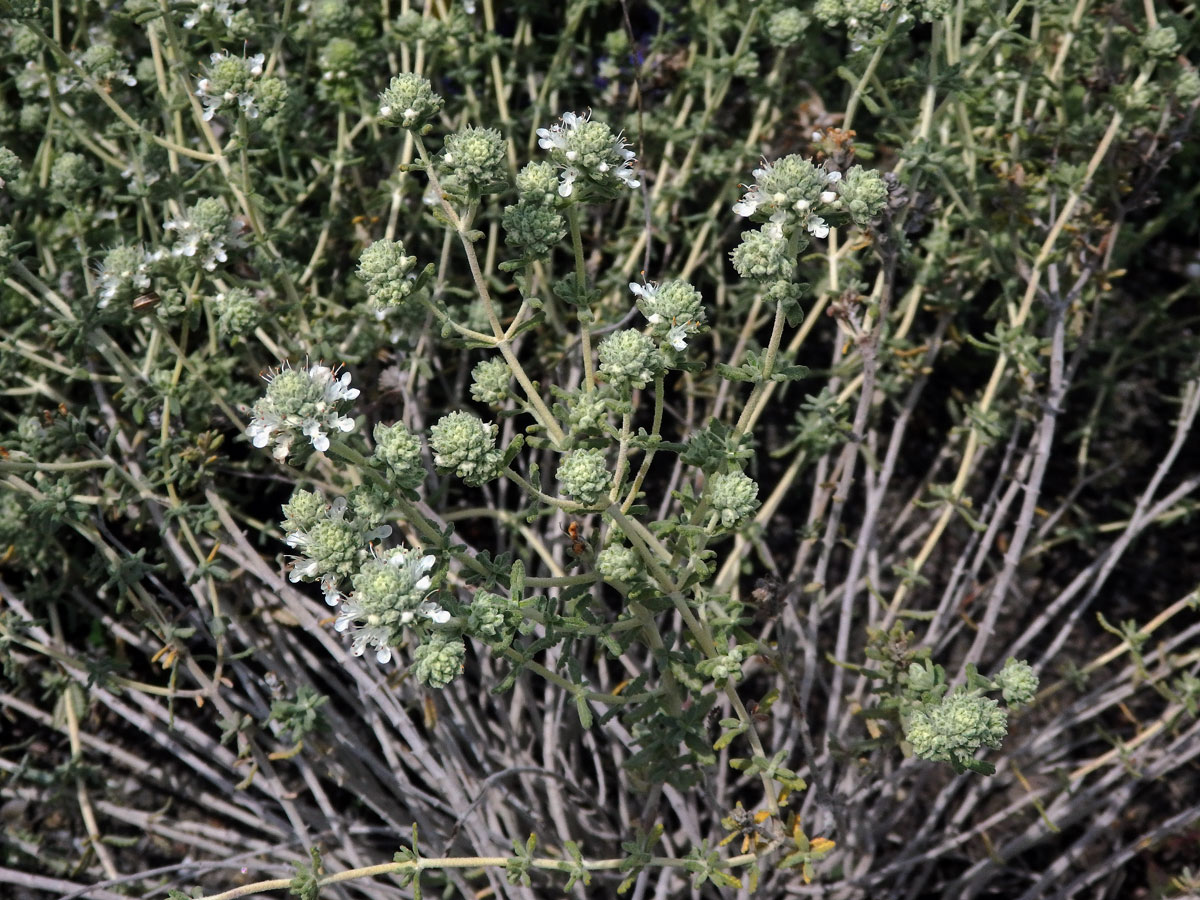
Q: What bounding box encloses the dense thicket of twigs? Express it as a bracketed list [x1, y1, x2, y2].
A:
[2, 1, 1199, 898]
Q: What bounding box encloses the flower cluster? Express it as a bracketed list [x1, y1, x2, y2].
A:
[467, 590, 523, 650]
[733, 155, 842, 238]
[536, 111, 639, 199]
[246, 362, 359, 460]
[182, 0, 247, 30]
[377, 73, 444, 129]
[212, 287, 263, 338]
[412, 632, 466, 688]
[708, 469, 761, 528]
[441, 125, 507, 194]
[57, 43, 136, 94]
[470, 357, 512, 406]
[429, 411, 502, 486]
[282, 491, 391, 604]
[556, 448, 612, 507]
[96, 244, 154, 308]
[357, 238, 419, 309]
[905, 688, 1008, 770]
[333, 546, 444, 664]
[195, 51, 267, 121]
[163, 197, 245, 272]
[598, 330, 662, 392]
[813, 0, 952, 35]
[598, 542, 640, 583]
[992, 657, 1038, 707]
[371, 421, 426, 492]
[630, 279, 708, 352]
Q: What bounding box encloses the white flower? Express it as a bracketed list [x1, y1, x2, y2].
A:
[666, 323, 690, 351]
[629, 280, 659, 303]
[807, 216, 830, 239]
[245, 363, 361, 460]
[537, 110, 640, 198]
[419, 599, 451, 624]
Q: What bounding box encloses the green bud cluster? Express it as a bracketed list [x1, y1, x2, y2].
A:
[371, 422, 426, 492]
[49, 151, 96, 198]
[470, 357, 512, 406]
[556, 448, 612, 507]
[836, 165, 889, 225]
[562, 388, 615, 435]
[598, 543, 640, 583]
[598, 330, 663, 391]
[378, 73, 444, 129]
[412, 632, 465, 688]
[515, 160, 560, 203]
[731, 224, 791, 281]
[766, 8, 808, 47]
[357, 239, 419, 309]
[503, 200, 565, 261]
[467, 590, 522, 650]
[992, 657, 1038, 707]
[282, 488, 328, 535]
[213, 287, 262, 338]
[707, 469, 760, 528]
[905, 688, 1008, 769]
[318, 37, 361, 94]
[442, 125, 507, 194]
[429, 411, 502, 486]
[0, 146, 22, 187]
[1142, 26, 1180, 60]
[78, 43, 136, 87]
[1175, 68, 1200, 102]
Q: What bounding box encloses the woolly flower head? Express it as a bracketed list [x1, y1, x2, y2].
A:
[630, 279, 708, 352]
[195, 50, 266, 121]
[282, 491, 391, 605]
[708, 469, 761, 528]
[163, 197, 244, 272]
[429, 411, 502, 486]
[246, 362, 359, 461]
[412, 632, 466, 688]
[57, 43, 137, 94]
[733, 154, 841, 239]
[378, 73, 444, 129]
[598, 329, 662, 392]
[556, 448, 612, 507]
[536, 110, 639, 199]
[993, 657, 1038, 708]
[441, 125, 508, 194]
[96, 244, 154, 308]
[905, 688, 1008, 769]
[183, 0, 246, 30]
[333, 546, 442, 665]
[357, 238, 419, 309]
[731, 221, 791, 281]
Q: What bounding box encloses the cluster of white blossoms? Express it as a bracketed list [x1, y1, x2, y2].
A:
[536, 110, 639, 199]
[732, 155, 843, 239]
[333, 547, 446, 664]
[162, 197, 245, 272]
[629, 279, 708, 352]
[195, 50, 266, 121]
[246, 362, 359, 460]
[283, 495, 391, 605]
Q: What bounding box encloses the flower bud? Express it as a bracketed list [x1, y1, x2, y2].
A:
[556, 448, 612, 506]
[378, 73, 444, 129]
[708, 469, 760, 528]
[429, 411, 502, 486]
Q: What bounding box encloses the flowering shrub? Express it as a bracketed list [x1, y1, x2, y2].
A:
[2, 1, 1198, 898]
